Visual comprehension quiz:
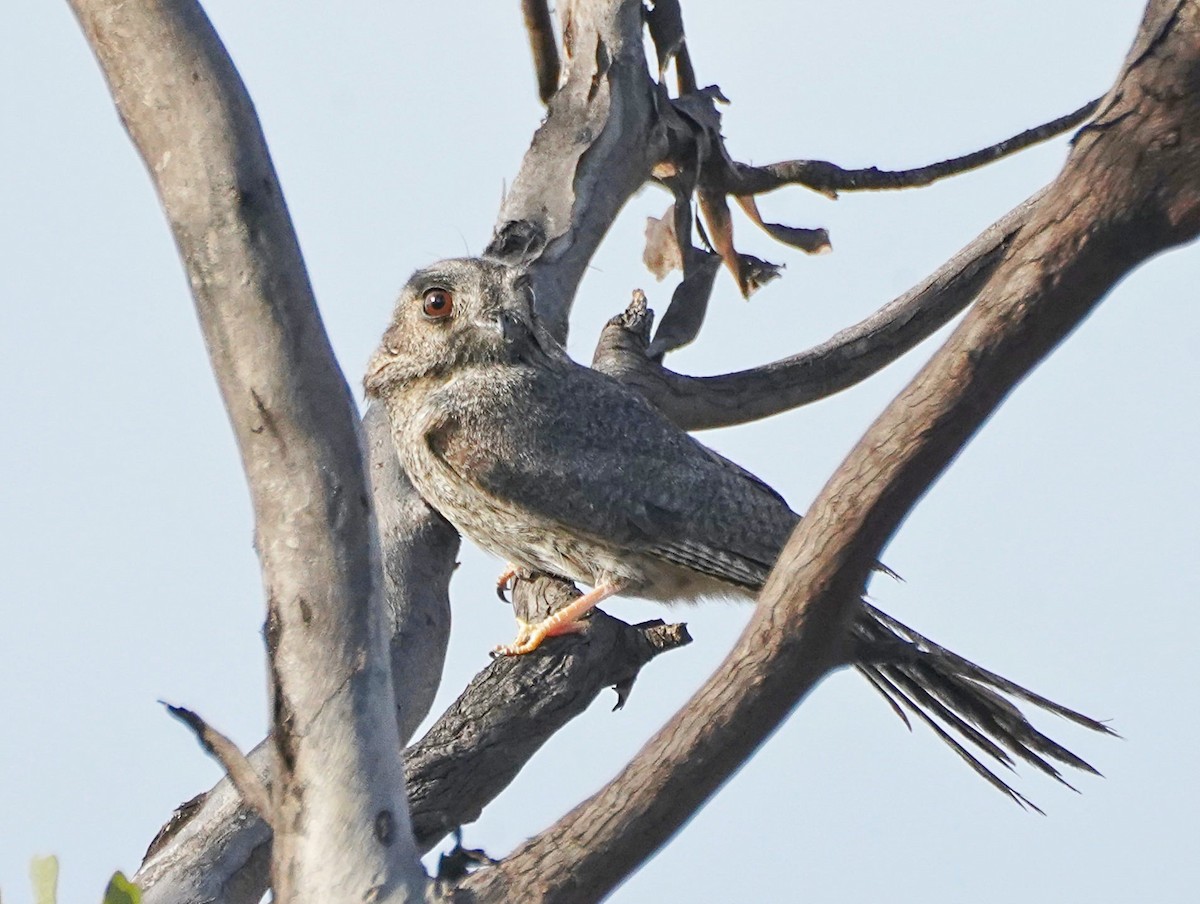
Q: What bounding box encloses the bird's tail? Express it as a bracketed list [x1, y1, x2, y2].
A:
[850, 602, 1116, 812]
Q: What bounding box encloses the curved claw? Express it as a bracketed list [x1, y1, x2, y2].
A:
[495, 564, 518, 602]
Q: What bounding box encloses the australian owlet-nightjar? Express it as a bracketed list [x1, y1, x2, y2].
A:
[365, 257, 825, 655]
[365, 257, 1110, 801]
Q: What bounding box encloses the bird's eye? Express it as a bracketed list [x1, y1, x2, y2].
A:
[422, 288, 454, 320]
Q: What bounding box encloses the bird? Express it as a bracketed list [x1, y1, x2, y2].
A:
[366, 256, 1112, 806]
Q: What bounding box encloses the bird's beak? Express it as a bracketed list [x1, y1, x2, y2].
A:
[363, 348, 395, 396]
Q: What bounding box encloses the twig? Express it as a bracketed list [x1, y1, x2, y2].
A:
[164, 704, 273, 826]
[673, 42, 697, 96]
[521, 0, 560, 104]
[730, 98, 1101, 197]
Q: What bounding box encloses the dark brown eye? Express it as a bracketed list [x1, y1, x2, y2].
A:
[422, 288, 453, 319]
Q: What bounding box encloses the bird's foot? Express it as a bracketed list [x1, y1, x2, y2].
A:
[492, 615, 587, 656]
[491, 579, 626, 656]
[495, 564, 519, 601]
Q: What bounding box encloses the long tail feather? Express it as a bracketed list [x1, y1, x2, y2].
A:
[851, 601, 1116, 807]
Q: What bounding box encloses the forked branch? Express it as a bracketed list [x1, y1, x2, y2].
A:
[594, 191, 1045, 430]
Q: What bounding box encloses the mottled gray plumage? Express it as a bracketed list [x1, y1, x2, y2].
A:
[367, 257, 1112, 806]
[367, 258, 794, 606]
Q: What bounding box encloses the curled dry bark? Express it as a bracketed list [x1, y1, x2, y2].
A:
[66, 0, 1200, 901]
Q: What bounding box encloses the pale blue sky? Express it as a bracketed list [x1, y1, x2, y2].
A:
[3, 2, 1197, 902]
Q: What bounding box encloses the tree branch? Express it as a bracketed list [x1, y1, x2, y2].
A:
[729, 98, 1101, 198]
[66, 1, 425, 901]
[137, 743, 274, 904]
[487, 0, 659, 341]
[594, 190, 1043, 430]
[133, 381, 456, 904]
[461, 2, 1200, 898]
[135, 578, 687, 904]
[405, 576, 691, 854]
[164, 705, 273, 827]
[522, 0, 561, 104]
[365, 404, 459, 745]
[128, 1, 661, 897]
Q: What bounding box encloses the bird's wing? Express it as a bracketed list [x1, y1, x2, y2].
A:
[427, 363, 799, 591]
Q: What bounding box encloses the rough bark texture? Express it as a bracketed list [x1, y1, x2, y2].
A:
[138, 597, 687, 902]
[405, 586, 690, 854]
[458, 2, 1200, 899]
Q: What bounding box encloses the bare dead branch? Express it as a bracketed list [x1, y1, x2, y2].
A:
[487, 0, 659, 341]
[164, 705, 273, 827]
[730, 97, 1102, 198]
[406, 577, 691, 853]
[66, 1, 424, 900]
[644, 78, 1088, 297]
[365, 403, 459, 744]
[594, 190, 1043, 430]
[673, 43, 698, 96]
[734, 194, 831, 253]
[127, 2, 656, 897]
[133, 364, 455, 904]
[522, 0, 561, 104]
[137, 580, 689, 904]
[137, 744, 274, 904]
[461, 2, 1200, 898]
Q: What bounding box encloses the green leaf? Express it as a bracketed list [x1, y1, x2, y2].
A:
[29, 855, 58, 904]
[101, 872, 141, 904]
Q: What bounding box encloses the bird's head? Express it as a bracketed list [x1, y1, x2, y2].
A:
[365, 257, 548, 397]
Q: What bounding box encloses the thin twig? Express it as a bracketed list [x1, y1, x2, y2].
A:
[164, 704, 273, 826]
[674, 42, 697, 95]
[730, 98, 1102, 197]
[522, 0, 561, 104]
